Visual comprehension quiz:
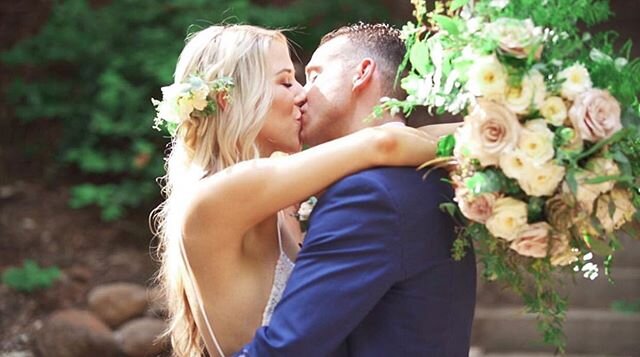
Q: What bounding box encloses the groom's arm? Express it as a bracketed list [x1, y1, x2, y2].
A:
[234, 171, 402, 357]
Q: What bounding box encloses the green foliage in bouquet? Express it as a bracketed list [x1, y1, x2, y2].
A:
[392, 0, 640, 352]
[2, 260, 61, 293]
[1, 0, 394, 221]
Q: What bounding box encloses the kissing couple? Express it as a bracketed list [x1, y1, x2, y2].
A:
[152, 22, 476, 357]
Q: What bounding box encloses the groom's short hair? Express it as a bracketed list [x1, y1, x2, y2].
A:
[320, 23, 406, 100]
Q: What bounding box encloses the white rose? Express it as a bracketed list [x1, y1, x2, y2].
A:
[467, 55, 508, 100]
[540, 96, 568, 126]
[558, 63, 592, 100]
[518, 119, 555, 165]
[518, 160, 565, 196]
[595, 188, 637, 233]
[569, 89, 622, 142]
[158, 82, 191, 123]
[486, 18, 544, 60]
[510, 222, 551, 258]
[458, 100, 521, 167]
[486, 197, 528, 241]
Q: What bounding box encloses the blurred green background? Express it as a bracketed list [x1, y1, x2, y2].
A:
[0, 0, 411, 221]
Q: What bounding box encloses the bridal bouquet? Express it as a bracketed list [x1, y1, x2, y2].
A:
[383, 0, 640, 351]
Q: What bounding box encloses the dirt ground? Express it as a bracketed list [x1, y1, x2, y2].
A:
[0, 1, 160, 353]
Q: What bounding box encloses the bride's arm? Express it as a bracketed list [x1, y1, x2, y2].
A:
[417, 122, 462, 139]
[183, 126, 437, 246]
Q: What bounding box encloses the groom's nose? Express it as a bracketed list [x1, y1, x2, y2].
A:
[293, 80, 307, 107]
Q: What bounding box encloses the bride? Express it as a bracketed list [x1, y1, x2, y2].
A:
[152, 24, 453, 356]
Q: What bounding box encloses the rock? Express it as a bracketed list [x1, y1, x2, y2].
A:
[34, 309, 121, 357]
[88, 282, 148, 328]
[114, 317, 168, 357]
[0, 352, 35, 357]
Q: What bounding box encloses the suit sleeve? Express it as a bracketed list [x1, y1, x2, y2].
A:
[234, 173, 403, 357]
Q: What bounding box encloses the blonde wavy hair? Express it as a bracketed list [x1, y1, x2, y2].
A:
[151, 25, 287, 356]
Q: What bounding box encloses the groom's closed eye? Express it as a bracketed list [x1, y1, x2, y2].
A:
[306, 69, 319, 84]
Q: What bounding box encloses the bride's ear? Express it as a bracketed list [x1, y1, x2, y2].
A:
[352, 58, 376, 92]
[216, 91, 228, 112]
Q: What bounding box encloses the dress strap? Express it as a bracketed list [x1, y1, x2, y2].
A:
[276, 211, 284, 254]
[179, 239, 226, 357]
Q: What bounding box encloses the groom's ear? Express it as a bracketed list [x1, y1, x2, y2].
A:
[351, 58, 376, 93]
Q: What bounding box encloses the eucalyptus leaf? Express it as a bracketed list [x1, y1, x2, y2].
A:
[432, 15, 461, 36]
[409, 41, 432, 77]
[449, 0, 469, 11]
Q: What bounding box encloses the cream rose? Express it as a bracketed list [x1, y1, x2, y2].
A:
[545, 194, 577, 231]
[540, 96, 568, 126]
[466, 55, 508, 100]
[487, 18, 544, 60]
[456, 189, 499, 224]
[510, 222, 551, 258]
[584, 157, 620, 194]
[562, 170, 600, 214]
[549, 233, 579, 266]
[499, 149, 530, 179]
[595, 188, 637, 233]
[486, 197, 528, 241]
[463, 100, 522, 167]
[505, 70, 546, 114]
[518, 119, 555, 165]
[518, 160, 565, 196]
[558, 63, 592, 100]
[569, 89, 622, 142]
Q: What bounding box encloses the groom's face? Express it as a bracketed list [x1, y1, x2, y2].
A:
[301, 37, 356, 147]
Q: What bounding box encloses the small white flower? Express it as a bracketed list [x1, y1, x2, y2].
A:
[558, 63, 592, 100]
[298, 197, 317, 222]
[614, 57, 628, 70]
[489, 0, 510, 10]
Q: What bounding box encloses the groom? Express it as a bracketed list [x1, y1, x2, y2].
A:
[235, 23, 476, 356]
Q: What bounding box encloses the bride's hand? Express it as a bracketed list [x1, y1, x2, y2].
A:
[359, 125, 439, 167]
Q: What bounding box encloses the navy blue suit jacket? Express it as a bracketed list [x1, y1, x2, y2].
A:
[235, 167, 476, 356]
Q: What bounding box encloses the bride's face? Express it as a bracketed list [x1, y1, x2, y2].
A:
[256, 39, 306, 155]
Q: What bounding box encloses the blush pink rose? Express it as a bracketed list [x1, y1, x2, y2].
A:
[569, 89, 622, 142]
[456, 189, 499, 224]
[509, 222, 551, 258]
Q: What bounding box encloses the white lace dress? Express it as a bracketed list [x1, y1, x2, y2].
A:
[181, 211, 295, 357]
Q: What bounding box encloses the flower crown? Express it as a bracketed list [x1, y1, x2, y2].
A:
[151, 75, 234, 136]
